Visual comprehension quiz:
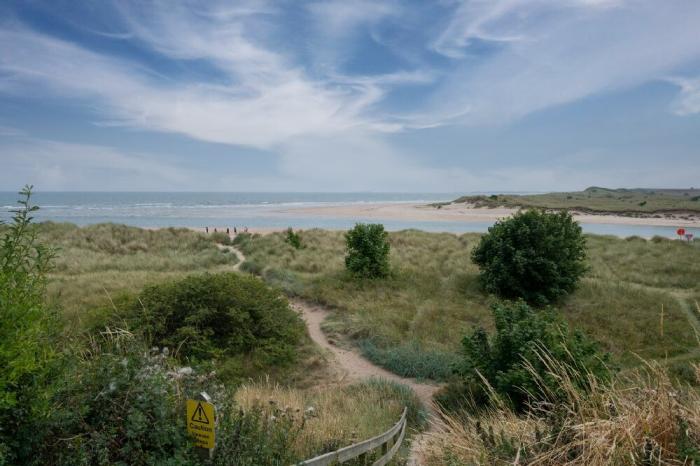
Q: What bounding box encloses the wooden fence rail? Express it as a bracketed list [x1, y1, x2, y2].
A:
[297, 407, 407, 466]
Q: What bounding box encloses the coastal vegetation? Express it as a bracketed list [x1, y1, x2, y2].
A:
[450, 186, 700, 215]
[439, 300, 611, 413]
[344, 223, 391, 279]
[4, 186, 700, 465]
[0, 190, 419, 465]
[423, 360, 700, 465]
[471, 210, 587, 305]
[234, 227, 700, 377]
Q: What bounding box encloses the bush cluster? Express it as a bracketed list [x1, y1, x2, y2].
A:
[471, 209, 587, 305]
[36, 334, 304, 466]
[126, 272, 305, 365]
[285, 227, 302, 249]
[438, 301, 611, 413]
[344, 223, 391, 279]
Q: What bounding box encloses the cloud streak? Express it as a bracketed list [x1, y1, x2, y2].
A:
[0, 0, 698, 191]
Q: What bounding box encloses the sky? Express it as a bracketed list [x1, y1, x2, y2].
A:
[1, 0, 699, 192]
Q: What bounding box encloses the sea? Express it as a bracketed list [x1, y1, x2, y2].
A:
[0, 191, 690, 238]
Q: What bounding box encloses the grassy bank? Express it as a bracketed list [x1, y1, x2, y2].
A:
[235, 229, 700, 376]
[451, 186, 700, 215]
[27, 223, 425, 464]
[39, 222, 237, 326]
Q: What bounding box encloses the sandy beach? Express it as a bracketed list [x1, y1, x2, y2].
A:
[276, 202, 700, 228]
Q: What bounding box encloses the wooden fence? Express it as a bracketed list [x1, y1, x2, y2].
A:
[298, 407, 408, 466]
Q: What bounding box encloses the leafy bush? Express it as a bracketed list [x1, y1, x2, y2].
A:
[127, 273, 304, 365]
[0, 186, 59, 464]
[38, 335, 197, 466]
[38, 333, 305, 466]
[344, 223, 390, 279]
[471, 209, 587, 305]
[441, 301, 611, 412]
[285, 227, 302, 249]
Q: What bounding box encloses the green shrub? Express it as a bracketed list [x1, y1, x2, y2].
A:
[285, 227, 302, 249]
[444, 301, 611, 412]
[344, 223, 390, 279]
[38, 335, 197, 466]
[38, 333, 304, 466]
[127, 273, 304, 364]
[471, 210, 587, 305]
[0, 186, 59, 464]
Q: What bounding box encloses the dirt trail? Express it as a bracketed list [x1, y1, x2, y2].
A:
[293, 299, 441, 409]
[227, 243, 439, 465]
[217, 244, 244, 271]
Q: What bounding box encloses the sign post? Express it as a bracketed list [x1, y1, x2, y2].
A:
[685, 233, 694, 242]
[677, 228, 686, 239]
[187, 392, 216, 460]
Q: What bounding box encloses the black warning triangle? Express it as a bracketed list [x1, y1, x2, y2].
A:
[191, 402, 210, 424]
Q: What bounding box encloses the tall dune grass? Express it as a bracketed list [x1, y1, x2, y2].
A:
[422, 356, 700, 465]
[235, 229, 700, 375]
[40, 223, 237, 325]
[234, 378, 426, 462]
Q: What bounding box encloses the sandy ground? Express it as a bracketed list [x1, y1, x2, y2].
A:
[276, 202, 700, 227]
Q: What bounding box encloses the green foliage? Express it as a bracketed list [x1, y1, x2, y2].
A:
[212, 403, 302, 466]
[38, 336, 196, 466]
[0, 186, 58, 463]
[359, 339, 458, 381]
[447, 301, 611, 412]
[285, 227, 302, 249]
[209, 231, 232, 245]
[127, 273, 304, 364]
[37, 333, 305, 466]
[344, 223, 390, 279]
[471, 209, 587, 305]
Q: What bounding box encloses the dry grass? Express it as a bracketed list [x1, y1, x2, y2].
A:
[40, 222, 237, 326]
[422, 358, 700, 465]
[234, 378, 426, 462]
[235, 229, 700, 372]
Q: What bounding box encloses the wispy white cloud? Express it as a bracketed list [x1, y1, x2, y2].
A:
[0, 4, 397, 149]
[667, 76, 700, 116]
[0, 0, 698, 192]
[425, 0, 700, 126]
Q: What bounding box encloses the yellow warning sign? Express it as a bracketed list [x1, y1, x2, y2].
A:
[186, 399, 216, 449]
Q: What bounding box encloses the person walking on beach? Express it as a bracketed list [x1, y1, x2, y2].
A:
[233, 226, 237, 234]
[226, 227, 230, 235]
[205, 226, 209, 234]
[214, 228, 217, 233]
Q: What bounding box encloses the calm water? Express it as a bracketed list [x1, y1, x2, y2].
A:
[0, 191, 691, 238]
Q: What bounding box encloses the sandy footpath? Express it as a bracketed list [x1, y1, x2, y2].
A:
[275, 202, 700, 228]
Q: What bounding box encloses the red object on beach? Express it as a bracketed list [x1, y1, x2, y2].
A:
[677, 228, 686, 236]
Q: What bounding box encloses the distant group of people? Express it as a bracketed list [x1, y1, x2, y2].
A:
[204, 226, 248, 235]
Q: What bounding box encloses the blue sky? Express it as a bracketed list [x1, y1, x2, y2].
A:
[1, 0, 699, 192]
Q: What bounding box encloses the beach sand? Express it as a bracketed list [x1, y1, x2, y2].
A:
[274, 202, 700, 228]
